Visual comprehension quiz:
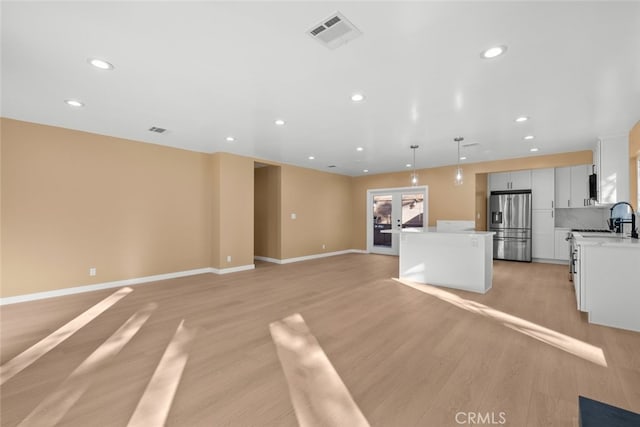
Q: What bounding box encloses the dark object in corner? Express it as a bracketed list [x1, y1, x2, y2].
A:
[579, 395, 640, 427]
[589, 172, 597, 200]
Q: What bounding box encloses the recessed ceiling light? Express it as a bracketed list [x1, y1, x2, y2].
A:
[460, 156, 467, 160]
[523, 135, 535, 140]
[226, 136, 235, 142]
[406, 163, 412, 168]
[64, 99, 84, 107]
[363, 169, 369, 173]
[88, 58, 114, 70]
[351, 93, 365, 102]
[530, 147, 539, 152]
[275, 119, 285, 126]
[515, 116, 529, 123]
[481, 45, 507, 59]
[308, 156, 315, 160]
[356, 147, 364, 151]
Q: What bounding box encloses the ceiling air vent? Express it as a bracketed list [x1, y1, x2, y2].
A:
[148, 126, 167, 133]
[307, 12, 362, 50]
[327, 165, 337, 168]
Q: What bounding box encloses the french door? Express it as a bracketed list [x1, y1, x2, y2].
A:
[366, 186, 428, 255]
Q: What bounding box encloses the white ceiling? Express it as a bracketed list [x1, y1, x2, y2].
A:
[2, 1, 639, 176]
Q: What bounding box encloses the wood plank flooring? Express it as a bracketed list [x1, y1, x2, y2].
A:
[1, 255, 639, 426]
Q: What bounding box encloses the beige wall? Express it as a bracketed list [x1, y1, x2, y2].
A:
[475, 174, 488, 231]
[630, 121, 640, 209]
[280, 165, 352, 259]
[254, 165, 281, 259]
[212, 153, 254, 269]
[350, 150, 593, 250]
[209, 154, 221, 269]
[0, 119, 354, 297]
[1, 118, 211, 297]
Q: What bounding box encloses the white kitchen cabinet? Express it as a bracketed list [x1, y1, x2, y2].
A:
[489, 170, 531, 191]
[488, 172, 510, 191]
[555, 167, 571, 208]
[532, 210, 555, 259]
[555, 164, 593, 208]
[554, 228, 571, 261]
[570, 165, 591, 207]
[531, 168, 555, 210]
[510, 170, 532, 190]
[531, 168, 555, 260]
[580, 241, 640, 331]
[595, 135, 630, 203]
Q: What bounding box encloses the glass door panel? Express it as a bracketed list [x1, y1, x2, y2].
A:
[401, 193, 424, 229]
[373, 194, 393, 248]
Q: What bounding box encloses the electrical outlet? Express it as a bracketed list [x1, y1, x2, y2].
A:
[322, 244, 326, 249]
[291, 213, 297, 220]
[226, 255, 232, 263]
[89, 267, 96, 276]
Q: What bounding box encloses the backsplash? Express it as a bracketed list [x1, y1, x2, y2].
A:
[554, 207, 610, 229]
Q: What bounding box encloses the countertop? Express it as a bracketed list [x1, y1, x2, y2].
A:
[422, 230, 496, 236]
[573, 232, 640, 248]
[381, 229, 495, 236]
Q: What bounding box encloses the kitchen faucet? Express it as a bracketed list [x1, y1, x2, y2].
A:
[608, 202, 639, 239]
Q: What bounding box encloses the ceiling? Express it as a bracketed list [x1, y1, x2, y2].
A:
[2, 1, 639, 176]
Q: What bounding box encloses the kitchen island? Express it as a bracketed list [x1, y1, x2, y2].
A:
[573, 232, 640, 332]
[398, 230, 495, 294]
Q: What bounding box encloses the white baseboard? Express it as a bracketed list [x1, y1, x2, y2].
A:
[211, 264, 255, 274]
[532, 258, 570, 265]
[255, 249, 367, 265]
[0, 264, 255, 306]
[254, 256, 281, 264]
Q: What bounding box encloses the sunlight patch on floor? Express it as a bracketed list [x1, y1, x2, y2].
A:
[393, 278, 607, 367]
[17, 303, 157, 427]
[270, 313, 370, 427]
[1, 287, 133, 386]
[127, 319, 196, 427]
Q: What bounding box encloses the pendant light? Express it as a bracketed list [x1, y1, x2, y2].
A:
[410, 145, 419, 186]
[454, 137, 464, 185]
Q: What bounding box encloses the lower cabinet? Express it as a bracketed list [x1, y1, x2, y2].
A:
[554, 228, 571, 261]
[532, 210, 555, 259]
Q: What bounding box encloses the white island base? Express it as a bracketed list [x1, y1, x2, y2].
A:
[399, 231, 495, 294]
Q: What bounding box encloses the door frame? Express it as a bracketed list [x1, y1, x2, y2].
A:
[366, 186, 428, 255]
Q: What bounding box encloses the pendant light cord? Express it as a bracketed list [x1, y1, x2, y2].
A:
[454, 137, 464, 185]
[410, 144, 419, 185]
[455, 137, 463, 168]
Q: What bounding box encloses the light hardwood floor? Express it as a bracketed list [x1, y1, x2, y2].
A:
[1, 255, 639, 426]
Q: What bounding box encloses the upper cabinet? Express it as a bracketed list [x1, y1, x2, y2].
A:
[510, 170, 532, 190]
[531, 168, 555, 210]
[489, 170, 531, 191]
[555, 167, 571, 208]
[570, 165, 591, 207]
[555, 164, 593, 208]
[595, 135, 629, 204]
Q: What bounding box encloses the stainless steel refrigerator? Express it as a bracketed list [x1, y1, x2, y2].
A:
[489, 190, 532, 262]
